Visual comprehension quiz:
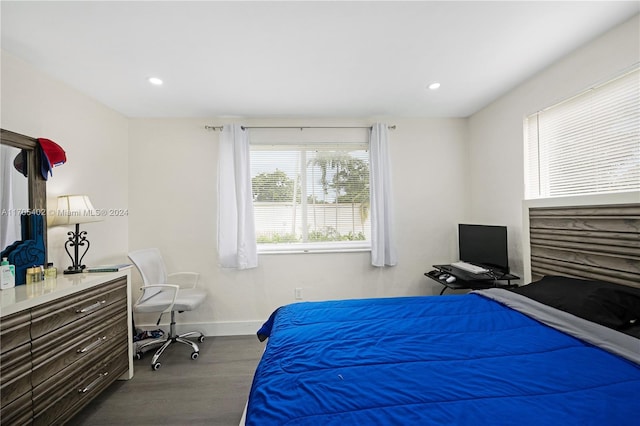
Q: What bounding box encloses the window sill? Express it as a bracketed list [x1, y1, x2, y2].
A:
[258, 241, 371, 255]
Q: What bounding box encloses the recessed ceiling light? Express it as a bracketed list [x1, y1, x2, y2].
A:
[148, 77, 163, 86]
[428, 82, 441, 90]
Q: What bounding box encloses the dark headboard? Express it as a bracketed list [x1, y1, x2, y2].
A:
[528, 203, 639, 288]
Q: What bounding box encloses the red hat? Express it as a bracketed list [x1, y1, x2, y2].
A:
[13, 150, 28, 177]
[37, 138, 66, 180]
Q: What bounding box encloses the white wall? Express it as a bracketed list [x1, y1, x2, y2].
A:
[4, 14, 636, 335]
[128, 117, 468, 333]
[1, 50, 130, 270]
[467, 14, 640, 280]
[2, 48, 467, 335]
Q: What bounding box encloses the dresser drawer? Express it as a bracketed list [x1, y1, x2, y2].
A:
[0, 391, 33, 426]
[1, 310, 33, 425]
[1, 310, 31, 354]
[30, 277, 127, 340]
[31, 305, 128, 388]
[0, 343, 32, 409]
[32, 340, 129, 426]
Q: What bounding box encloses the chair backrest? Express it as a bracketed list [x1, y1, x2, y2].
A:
[128, 248, 168, 285]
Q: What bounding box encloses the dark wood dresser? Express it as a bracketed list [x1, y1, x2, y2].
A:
[0, 271, 133, 425]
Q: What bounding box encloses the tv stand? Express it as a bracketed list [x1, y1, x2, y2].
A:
[425, 265, 519, 295]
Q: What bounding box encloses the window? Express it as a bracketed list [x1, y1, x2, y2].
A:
[525, 68, 639, 199]
[250, 142, 371, 252]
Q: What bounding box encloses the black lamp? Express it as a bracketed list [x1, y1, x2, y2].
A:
[51, 195, 103, 274]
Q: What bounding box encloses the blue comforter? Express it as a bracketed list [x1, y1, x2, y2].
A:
[246, 292, 640, 425]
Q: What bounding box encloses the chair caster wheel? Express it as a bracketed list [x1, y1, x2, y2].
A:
[152, 362, 161, 370]
[198, 336, 205, 343]
[191, 351, 199, 360]
[135, 352, 143, 360]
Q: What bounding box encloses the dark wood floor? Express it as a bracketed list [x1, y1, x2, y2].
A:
[68, 335, 264, 426]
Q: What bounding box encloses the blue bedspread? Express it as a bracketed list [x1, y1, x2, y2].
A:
[246, 293, 640, 425]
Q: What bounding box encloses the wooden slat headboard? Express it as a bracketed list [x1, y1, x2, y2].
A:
[529, 203, 640, 288]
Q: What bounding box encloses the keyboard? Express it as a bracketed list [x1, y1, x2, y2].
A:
[450, 261, 489, 274]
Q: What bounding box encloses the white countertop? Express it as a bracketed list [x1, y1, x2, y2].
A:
[0, 270, 131, 317]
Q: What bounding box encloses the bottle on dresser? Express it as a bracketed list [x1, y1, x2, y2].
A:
[45, 263, 57, 278]
[0, 257, 16, 289]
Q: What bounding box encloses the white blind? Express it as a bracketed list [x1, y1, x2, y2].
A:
[250, 143, 371, 251]
[525, 68, 640, 199]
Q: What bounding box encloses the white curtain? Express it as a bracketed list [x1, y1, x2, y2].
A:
[369, 123, 397, 267]
[1, 145, 22, 249]
[217, 124, 258, 269]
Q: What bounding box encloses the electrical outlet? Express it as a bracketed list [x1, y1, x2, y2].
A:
[294, 287, 303, 300]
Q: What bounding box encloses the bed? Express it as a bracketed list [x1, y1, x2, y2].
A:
[243, 201, 640, 425]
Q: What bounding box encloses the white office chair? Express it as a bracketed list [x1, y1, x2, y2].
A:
[128, 248, 207, 370]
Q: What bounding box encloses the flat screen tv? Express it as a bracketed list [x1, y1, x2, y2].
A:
[458, 224, 509, 273]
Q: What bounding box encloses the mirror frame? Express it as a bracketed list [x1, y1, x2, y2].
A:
[1, 128, 48, 260]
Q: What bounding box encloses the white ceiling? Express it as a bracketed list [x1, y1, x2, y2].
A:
[1, 1, 638, 118]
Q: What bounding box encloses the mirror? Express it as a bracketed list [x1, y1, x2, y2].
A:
[1, 128, 47, 260]
[1, 144, 28, 248]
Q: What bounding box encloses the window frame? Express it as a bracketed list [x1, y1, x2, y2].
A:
[524, 67, 640, 200]
[250, 141, 372, 254]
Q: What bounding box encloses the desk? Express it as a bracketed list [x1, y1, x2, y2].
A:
[425, 265, 519, 295]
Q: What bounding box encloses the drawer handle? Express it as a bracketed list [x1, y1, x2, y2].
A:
[76, 300, 107, 313]
[78, 371, 109, 394]
[77, 336, 107, 353]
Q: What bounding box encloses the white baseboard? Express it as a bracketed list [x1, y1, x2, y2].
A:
[134, 320, 264, 337]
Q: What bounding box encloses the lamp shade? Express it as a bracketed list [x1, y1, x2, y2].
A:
[50, 195, 103, 226]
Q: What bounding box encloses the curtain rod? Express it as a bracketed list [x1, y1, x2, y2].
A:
[204, 125, 396, 131]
